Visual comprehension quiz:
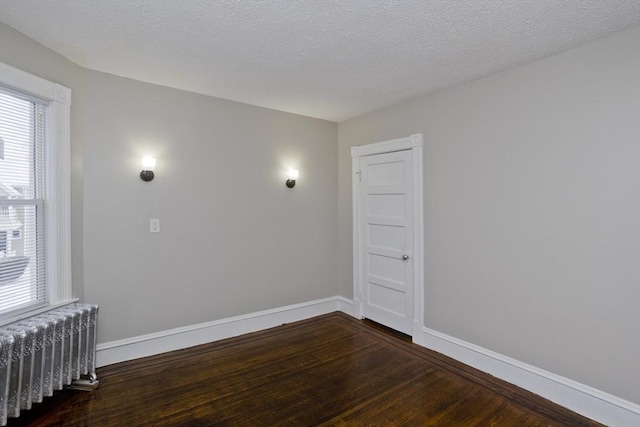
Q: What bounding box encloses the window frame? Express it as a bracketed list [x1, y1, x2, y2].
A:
[0, 62, 74, 325]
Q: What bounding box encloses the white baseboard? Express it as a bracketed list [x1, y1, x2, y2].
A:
[422, 326, 640, 427]
[336, 295, 356, 317]
[96, 296, 347, 368]
[96, 296, 638, 427]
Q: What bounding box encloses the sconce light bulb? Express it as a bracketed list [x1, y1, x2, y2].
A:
[142, 157, 157, 171]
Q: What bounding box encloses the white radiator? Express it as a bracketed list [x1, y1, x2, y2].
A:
[0, 303, 98, 426]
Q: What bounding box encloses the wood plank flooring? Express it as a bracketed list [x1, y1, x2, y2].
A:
[8, 312, 601, 426]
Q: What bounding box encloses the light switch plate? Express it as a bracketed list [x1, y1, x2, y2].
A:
[150, 218, 160, 233]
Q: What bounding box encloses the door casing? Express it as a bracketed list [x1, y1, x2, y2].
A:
[351, 133, 424, 344]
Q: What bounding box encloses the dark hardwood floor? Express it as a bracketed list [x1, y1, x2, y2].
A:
[9, 312, 600, 426]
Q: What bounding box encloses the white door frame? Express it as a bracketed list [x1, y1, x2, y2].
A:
[351, 133, 425, 344]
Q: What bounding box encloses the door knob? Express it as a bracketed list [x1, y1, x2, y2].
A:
[402, 255, 409, 260]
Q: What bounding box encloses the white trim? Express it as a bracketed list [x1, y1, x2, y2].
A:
[0, 62, 73, 320]
[96, 296, 351, 367]
[47, 83, 72, 304]
[335, 295, 355, 317]
[0, 62, 70, 104]
[421, 326, 640, 427]
[411, 137, 425, 345]
[351, 155, 364, 320]
[0, 299, 78, 327]
[350, 133, 425, 343]
[351, 134, 423, 157]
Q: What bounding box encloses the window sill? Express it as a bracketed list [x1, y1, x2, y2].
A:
[0, 298, 79, 327]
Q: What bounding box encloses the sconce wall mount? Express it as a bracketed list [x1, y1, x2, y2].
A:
[140, 157, 156, 182]
[140, 170, 154, 182]
[286, 170, 299, 188]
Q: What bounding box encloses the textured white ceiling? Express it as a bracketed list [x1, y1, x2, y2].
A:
[0, 0, 638, 122]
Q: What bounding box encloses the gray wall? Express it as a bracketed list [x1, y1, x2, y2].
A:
[0, 22, 85, 301]
[2, 19, 638, 405]
[338, 26, 640, 404]
[82, 71, 338, 343]
[1, 22, 339, 345]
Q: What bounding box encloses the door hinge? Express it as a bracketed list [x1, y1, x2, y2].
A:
[355, 171, 362, 182]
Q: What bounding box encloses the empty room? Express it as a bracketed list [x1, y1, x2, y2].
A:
[0, 1, 638, 426]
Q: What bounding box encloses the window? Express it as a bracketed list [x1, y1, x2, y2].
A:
[0, 63, 73, 324]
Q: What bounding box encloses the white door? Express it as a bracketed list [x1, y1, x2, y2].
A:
[358, 149, 413, 334]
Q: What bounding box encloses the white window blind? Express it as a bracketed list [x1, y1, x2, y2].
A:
[0, 87, 48, 317]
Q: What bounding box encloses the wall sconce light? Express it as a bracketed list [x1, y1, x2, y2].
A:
[140, 157, 156, 182]
[286, 170, 299, 188]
